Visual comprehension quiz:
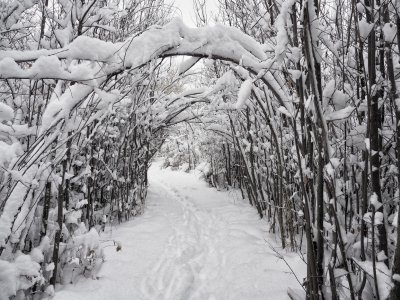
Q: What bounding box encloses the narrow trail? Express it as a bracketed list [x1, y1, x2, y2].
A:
[54, 161, 305, 300]
[141, 181, 226, 300]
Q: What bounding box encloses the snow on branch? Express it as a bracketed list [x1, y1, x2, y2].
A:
[0, 18, 292, 111]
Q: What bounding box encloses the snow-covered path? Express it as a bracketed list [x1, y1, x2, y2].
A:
[54, 161, 305, 300]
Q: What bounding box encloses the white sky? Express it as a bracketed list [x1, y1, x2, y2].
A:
[170, 0, 196, 26]
[168, 0, 217, 27]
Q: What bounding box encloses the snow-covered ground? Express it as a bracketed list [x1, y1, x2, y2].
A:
[54, 160, 306, 300]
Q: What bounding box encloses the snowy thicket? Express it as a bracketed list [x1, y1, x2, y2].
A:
[1, 0, 400, 299]
[167, 0, 400, 299]
[0, 0, 182, 298]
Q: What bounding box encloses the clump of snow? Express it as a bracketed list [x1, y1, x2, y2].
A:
[325, 106, 355, 121]
[356, 2, 365, 14]
[41, 84, 94, 132]
[0, 165, 38, 247]
[0, 253, 42, 300]
[363, 212, 372, 223]
[70, 227, 101, 261]
[0, 260, 18, 300]
[363, 210, 384, 225]
[334, 268, 348, 278]
[274, 0, 297, 62]
[322, 80, 349, 109]
[66, 210, 82, 225]
[123, 20, 182, 68]
[235, 79, 253, 109]
[377, 250, 388, 262]
[277, 106, 292, 117]
[288, 69, 302, 80]
[393, 211, 398, 227]
[46, 262, 55, 272]
[0, 102, 14, 121]
[0, 57, 21, 79]
[382, 23, 396, 43]
[370, 193, 382, 210]
[358, 19, 374, 42]
[68, 35, 120, 62]
[325, 158, 341, 178]
[365, 138, 370, 152]
[375, 212, 384, 225]
[30, 248, 44, 263]
[0, 141, 23, 168]
[44, 285, 55, 298]
[211, 70, 236, 93]
[330, 158, 340, 169]
[354, 260, 391, 299]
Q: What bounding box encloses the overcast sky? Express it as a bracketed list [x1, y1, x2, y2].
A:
[171, 0, 196, 26]
[169, 0, 217, 27]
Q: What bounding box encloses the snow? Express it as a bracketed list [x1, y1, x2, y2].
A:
[9, 188, 34, 243]
[277, 106, 293, 117]
[377, 250, 388, 262]
[0, 56, 101, 81]
[325, 106, 355, 121]
[211, 70, 236, 93]
[67, 36, 120, 62]
[375, 212, 384, 225]
[235, 79, 253, 109]
[393, 210, 398, 227]
[370, 193, 383, 210]
[53, 160, 305, 300]
[30, 248, 44, 263]
[363, 210, 384, 225]
[0, 260, 18, 300]
[333, 268, 348, 278]
[71, 227, 100, 252]
[0, 141, 23, 168]
[382, 23, 396, 43]
[363, 212, 372, 223]
[274, 0, 297, 62]
[0, 253, 42, 300]
[66, 210, 83, 225]
[0, 17, 293, 116]
[356, 2, 365, 14]
[3, 5, 394, 299]
[287, 287, 305, 300]
[46, 263, 55, 272]
[41, 84, 94, 132]
[355, 259, 391, 299]
[358, 19, 374, 42]
[288, 69, 302, 80]
[0, 165, 38, 247]
[365, 138, 370, 152]
[322, 80, 349, 110]
[0, 102, 14, 121]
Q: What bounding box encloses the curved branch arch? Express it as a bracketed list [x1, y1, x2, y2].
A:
[0, 18, 293, 129]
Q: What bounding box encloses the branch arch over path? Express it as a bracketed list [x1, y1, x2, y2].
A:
[0, 18, 293, 132]
[0, 18, 297, 258]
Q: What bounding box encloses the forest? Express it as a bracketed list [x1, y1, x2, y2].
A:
[0, 0, 399, 299]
